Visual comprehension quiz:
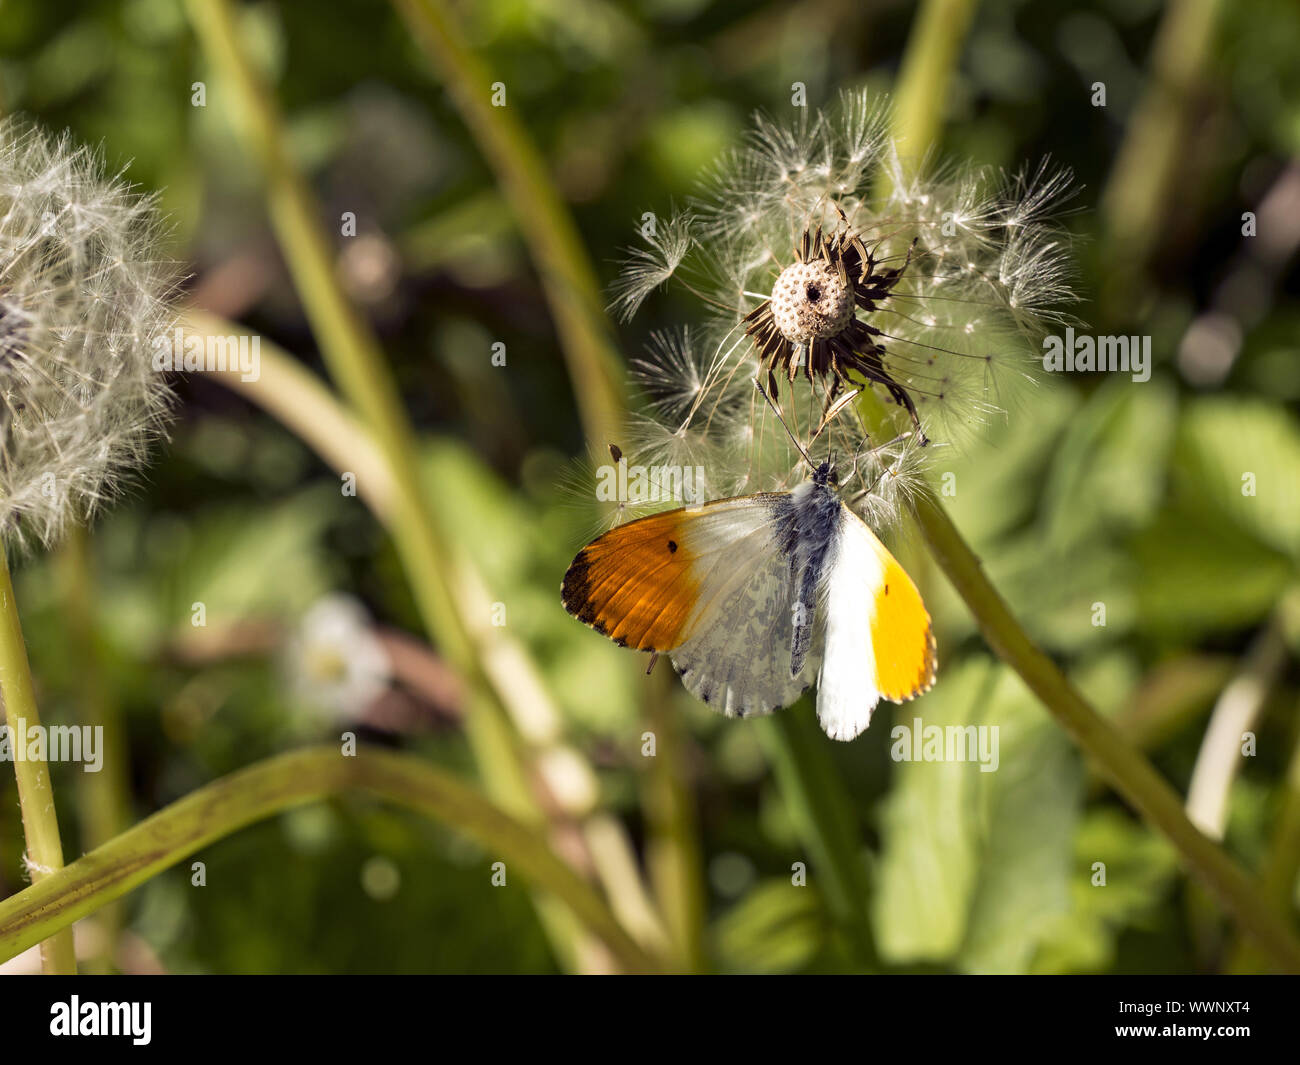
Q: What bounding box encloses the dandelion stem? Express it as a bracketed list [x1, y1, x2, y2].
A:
[0, 745, 661, 973]
[184, 0, 541, 800]
[874, 0, 1299, 971]
[910, 489, 1300, 973]
[0, 543, 76, 974]
[390, 0, 627, 448]
[385, 0, 708, 966]
[186, 0, 471, 669]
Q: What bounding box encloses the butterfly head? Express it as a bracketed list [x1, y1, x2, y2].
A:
[813, 458, 838, 488]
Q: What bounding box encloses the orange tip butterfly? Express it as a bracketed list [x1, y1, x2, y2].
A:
[561, 457, 936, 741]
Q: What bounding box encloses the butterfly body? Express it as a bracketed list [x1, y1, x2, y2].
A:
[771, 462, 841, 677]
[561, 462, 935, 740]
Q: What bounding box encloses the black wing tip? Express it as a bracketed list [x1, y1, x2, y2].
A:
[560, 549, 593, 614]
[560, 548, 668, 655]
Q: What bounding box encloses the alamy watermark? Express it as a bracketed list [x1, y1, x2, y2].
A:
[151, 327, 260, 382]
[1042, 326, 1151, 382]
[890, 717, 1000, 772]
[50, 997, 151, 1045]
[0, 719, 103, 773]
[595, 462, 706, 504]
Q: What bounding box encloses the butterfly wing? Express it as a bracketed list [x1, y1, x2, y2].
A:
[562, 493, 818, 717]
[562, 494, 780, 652]
[816, 504, 936, 741]
[671, 538, 823, 719]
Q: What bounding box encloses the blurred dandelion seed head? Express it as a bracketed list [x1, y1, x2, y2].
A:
[609, 91, 1078, 528]
[0, 119, 179, 550]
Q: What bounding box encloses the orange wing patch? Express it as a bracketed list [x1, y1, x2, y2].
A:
[561, 510, 700, 652]
[870, 555, 937, 703]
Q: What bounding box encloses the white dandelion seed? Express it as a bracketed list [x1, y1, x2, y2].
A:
[607, 209, 694, 322]
[0, 119, 179, 550]
[629, 326, 711, 424]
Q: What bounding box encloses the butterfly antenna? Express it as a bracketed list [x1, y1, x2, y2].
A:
[753, 377, 815, 473]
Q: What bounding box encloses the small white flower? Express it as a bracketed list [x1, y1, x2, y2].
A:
[286, 595, 392, 723]
[0, 119, 179, 549]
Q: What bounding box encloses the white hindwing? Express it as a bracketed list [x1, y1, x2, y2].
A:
[816, 506, 885, 741]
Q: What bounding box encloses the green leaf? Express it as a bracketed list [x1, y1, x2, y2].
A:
[1133, 501, 1294, 637]
[714, 879, 824, 974]
[1175, 396, 1300, 561]
[941, 379, 1077, 545]
[872, 660, 986, 961]
[957, 669, 1081, 973]
[169, 490, 338, 631]
[1032, 809, 1180, 973]
[872, 661, 1081, 971]
[1040, 377, 1178, 548]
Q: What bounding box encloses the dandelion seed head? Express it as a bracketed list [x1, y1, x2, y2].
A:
[0, 119, 178, 551]
[609, 91, 1079, 528]
[770, 260, 854, 342]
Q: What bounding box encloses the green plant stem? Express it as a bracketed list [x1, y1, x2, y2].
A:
[186, 0, 472, 680]
[185, 0, 609, 969]
[911, 490, 1300, 972]
[384, 0, 706, 962]
[1099, 0, 1225, 316]
[58, 524, 130, 973]
[874, 0, 1300, 971]
[391, 0, 626, 449]
[736, 0, 980, 968]
[0, 745, 659, 972]
[887, 0, 978, 167]
[756, 710, 877, 967]
[187, 310, 660, 971]
[186, 0, 545, 833]
[0, 543, 76, 974]
[640, 665, 705, 971]
[183, 310, 396, 514]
